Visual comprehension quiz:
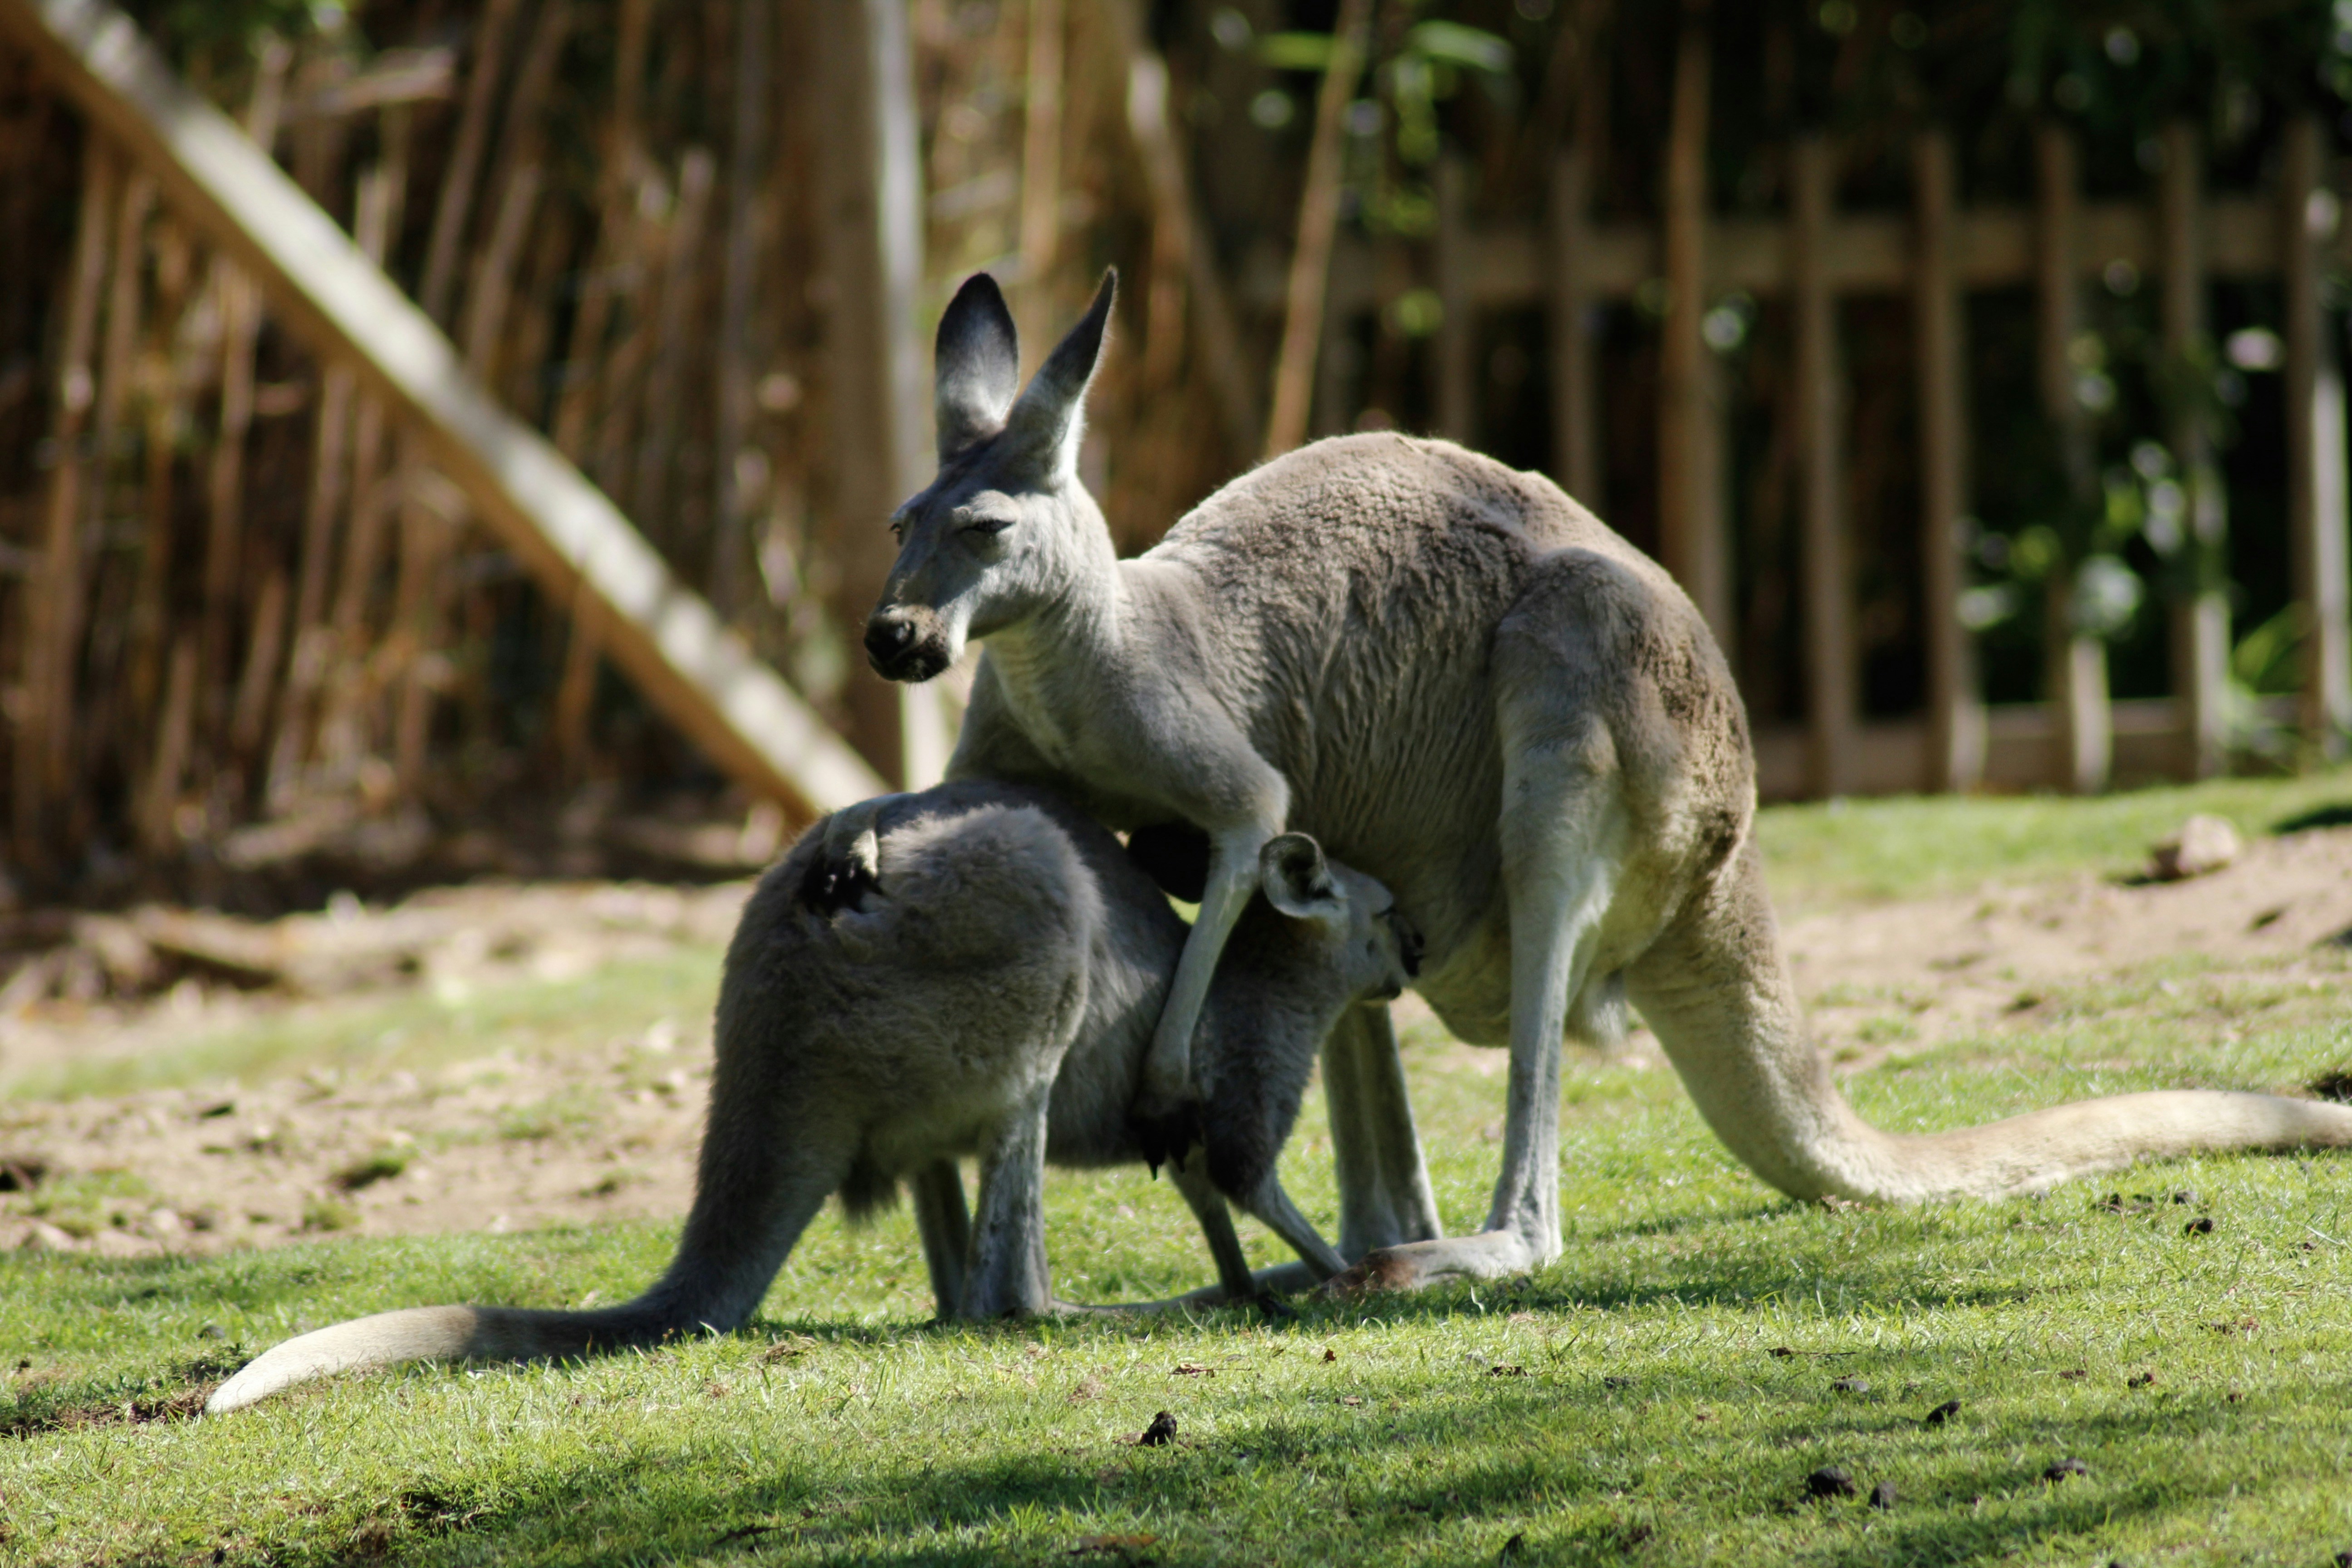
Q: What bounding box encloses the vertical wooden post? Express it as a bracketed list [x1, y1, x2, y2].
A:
[1434, 153, 1473, 445]
[2159, 119, 2229, 778]
[2035, 122, 2108, 792]
[1790, 134, 1853, 797]
[1657, 1, 1729, 648]
[1913, 128, 1980, 791]
[2283, 114, 2352, 755]
[817, 0, 934, 787]
[1548, 146, 1600, 506]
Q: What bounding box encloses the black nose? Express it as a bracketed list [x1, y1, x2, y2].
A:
[864, 615, 916, 664]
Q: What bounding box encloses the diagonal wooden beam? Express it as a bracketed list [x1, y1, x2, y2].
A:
[0, 0, 886, 820]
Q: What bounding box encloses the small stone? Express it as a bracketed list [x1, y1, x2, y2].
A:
[1924, 1399, 1961, 1426]
[2150, 814, 2241, 881]
[198, 1323, 226, 1341]
[2043, 1457, 2089, 1483]
[1830, 1377, 1870, 1394]
[2184, 1215, 2215, 1236]
[19, 1220, 78, 1252]
[2127, 1371, 2156, 1388]
[1805, 1465, 1858, 1499]
[1869, 1480, 1896, 1510]
[1138, 1410, 1178, 1447]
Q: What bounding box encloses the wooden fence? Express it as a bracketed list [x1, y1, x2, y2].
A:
[1278, 119, 2352, 800]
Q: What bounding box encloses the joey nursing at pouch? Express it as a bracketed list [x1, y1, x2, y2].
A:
[863, 269, 2352, 1293]
[205, 782, 1416, 1413]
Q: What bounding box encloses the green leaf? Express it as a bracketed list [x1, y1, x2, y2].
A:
[1403, 20, 1513, 76]
[1257, 30, 1336, 71]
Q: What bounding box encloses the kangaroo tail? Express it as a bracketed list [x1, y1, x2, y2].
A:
[202, 1291, 715, 1414]
[1798, 1087, 2352, 1204]
[1629, 838, 2352, 1207]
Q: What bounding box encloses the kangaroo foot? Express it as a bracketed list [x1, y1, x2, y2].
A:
[1323, 1230, 1549, 1294]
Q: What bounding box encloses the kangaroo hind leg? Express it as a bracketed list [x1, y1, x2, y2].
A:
[1335, 709, 1628, 1292]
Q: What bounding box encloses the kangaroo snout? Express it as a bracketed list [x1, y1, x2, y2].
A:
[863, 607, 952, 682]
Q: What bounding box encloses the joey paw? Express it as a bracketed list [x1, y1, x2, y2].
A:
[1130, 1093, 1204, 1176]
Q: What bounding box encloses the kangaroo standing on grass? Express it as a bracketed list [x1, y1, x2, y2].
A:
[205, 782, 1417, 1414]
[860, 270, 2352, 1292]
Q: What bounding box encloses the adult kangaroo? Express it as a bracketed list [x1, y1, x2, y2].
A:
[206, 782, 1416, 1413]
[860, 270, 2352, 1290]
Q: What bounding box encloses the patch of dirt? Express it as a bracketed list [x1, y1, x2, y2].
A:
[0, 879, 747, 1258]
[1780, 823, 2352, 1068]
[3, 829, 2348, 1259]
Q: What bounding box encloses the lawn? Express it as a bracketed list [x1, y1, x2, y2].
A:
[4, 769, 2351, 1567]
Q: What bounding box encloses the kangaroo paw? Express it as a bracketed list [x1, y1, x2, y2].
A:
[799, 800, 892, 914]
[1131, 1090, 1204, 1176]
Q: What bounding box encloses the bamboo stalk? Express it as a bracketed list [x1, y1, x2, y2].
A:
[321, 144, 403, 769]
[15, 140, 115, 867]
[1016, 0, 1064, 353]
[136, 632, 198, 855]
[417, 0, 525, 328]
[200, 37, 291, 744]
[1261, 0, 1373, 461]
[68, 164, 153, 829]
[1790, 134, 1853, 798]
[708, 0, 768, 615]
[1105, 0, 1257, 475]
[632, 148, 715, 543]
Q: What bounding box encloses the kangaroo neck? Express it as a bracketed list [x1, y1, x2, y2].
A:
[985, 537, 1130, 706]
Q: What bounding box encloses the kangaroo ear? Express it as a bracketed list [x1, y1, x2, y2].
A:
[999, 269, 1116, 485]
[936, 274, 1019, 461]
[1259, 833, 1342, 922]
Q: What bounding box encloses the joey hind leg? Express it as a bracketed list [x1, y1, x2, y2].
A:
[1320, 1003, 1443, 1258]
[910, 1159, 971, 1318]
[1166, 1154, 1263, 1303]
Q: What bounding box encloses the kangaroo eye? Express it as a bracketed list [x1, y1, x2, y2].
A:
[888, 519, 906, 544]
[961, 516, 1014, 539]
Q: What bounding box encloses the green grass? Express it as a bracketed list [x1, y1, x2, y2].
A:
[5, 774, 2352, 1565]
[1755, 764, 2352, 911]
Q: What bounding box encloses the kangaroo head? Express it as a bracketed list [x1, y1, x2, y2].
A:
[1257, 834, 1422, 1003]
[864, 271, 1117, 683]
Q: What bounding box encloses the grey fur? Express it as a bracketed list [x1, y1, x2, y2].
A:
[864, 278, 2352, 1289]
[204, 782, 1411, 1413]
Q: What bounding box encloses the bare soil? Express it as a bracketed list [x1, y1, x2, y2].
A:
[3, 827, 2347, 1260]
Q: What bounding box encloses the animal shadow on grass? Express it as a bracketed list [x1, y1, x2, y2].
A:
[2274, 801, 2352, 834]
[227, 1384, 2288, 1567]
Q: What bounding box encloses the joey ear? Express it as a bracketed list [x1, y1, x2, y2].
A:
[998, 269, 1116, 484]
[935, 274, 1019, 460]
[1259, 833, 1343, 921]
